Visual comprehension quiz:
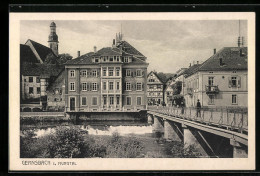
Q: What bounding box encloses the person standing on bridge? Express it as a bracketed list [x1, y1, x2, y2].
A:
[196, 99, 201, 117]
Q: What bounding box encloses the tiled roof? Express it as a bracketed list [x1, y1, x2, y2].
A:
[47, 70, 65, 91]
[65, 47, 148, 65]
[28, 39, 57, 61]
[65, 52, 95, 65]
[183, 64, 201, 78]
[198, 47, 248, 71]
[20, 44, 39, 63]
[155, 72, 176, 84]
[21, 63, 64, 77]
[119, 41, 145, 58]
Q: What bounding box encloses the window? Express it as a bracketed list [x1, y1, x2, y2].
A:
[157, 85, 161, 89]
[109, 57, 113, 62]
[103, 96, 107, 105]
[109, 82, 114, 90]
[92, 83, 97, 91]
[136, 70, 142, 77]
[82, 97, 87, 106]
[92, 97, 98, 106]
[136, 82, 142, 91]
[126, 82, 131, 91]
[137, 97, 142, 105]
[149, 85, 153, 89]
[103, 82, 107, 90]
[124, 57, 129, 63]
[149, 79, 155, 82]
[70, 82, 75, 91]
[116, 96, 120, 105]
[116, 67, 120, 76]
[231, 77, 237, 87]
[29, 87, 33, 94]
[127, 97, 131, 105]
[158, 93, 161, 96]
[208, 95, 214, 104]
[110, 96, 114, 105]
[29, 77, 33, 83]
[116, 81, 120, 90]
[109, 68, 114, 76]
[92, 70, 97, 77]
[116, 56, 119, 62]
[232, 94, 237, 104]
[70, 70, 75, 77]
[24, 78, 26, 82]
[82, 83, 87, 91]
[102, 68, 107, 76]
[54, 98, 57, 101]
[208, 77, 214, 86]
[82, 70, 87, 77]
[36, 77, 40, 83]
[37, 87, 40, 94]
[95, 58, 99, 63]
[126, 69, 131, 76]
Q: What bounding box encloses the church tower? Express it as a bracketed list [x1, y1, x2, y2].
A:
[48, 21, 59, 56]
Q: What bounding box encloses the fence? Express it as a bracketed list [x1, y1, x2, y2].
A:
[147, 106, 248, 133]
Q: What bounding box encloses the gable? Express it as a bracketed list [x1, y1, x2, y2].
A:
[147, 72, 163, 84]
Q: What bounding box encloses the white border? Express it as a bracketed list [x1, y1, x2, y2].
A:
[9, 12, 255, 171]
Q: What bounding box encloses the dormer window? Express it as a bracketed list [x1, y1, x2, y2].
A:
[95, 58, 99, 63]
[124, 57, 129, 63]
[116, 56, 120, 62]
[109, 57, 113, 62]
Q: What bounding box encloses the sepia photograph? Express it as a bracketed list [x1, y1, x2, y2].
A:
[9, 12, 255, 171]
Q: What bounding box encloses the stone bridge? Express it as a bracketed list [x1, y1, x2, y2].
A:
[147, 106, 248, 158]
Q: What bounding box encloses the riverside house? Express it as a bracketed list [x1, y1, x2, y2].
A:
[64, 33, 149, 113]
[184, 47, 248, 108]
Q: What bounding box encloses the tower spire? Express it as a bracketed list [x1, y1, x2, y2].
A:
[48, 21, 59, 56]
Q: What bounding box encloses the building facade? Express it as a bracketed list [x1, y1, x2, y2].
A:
[184, 47, 248, 108]
[147, 71, 164, 106]
[64, 34, 149, 112]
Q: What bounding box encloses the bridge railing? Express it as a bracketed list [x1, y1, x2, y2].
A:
[147, 106, 248, 133]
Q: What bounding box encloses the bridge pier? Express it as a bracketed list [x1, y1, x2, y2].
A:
[230, 139, 248, 158]
[164, 120, 182, 142]
[182, 124, 208, 157]
[147, 114, 153, 124]
[153, 116, 164, 133]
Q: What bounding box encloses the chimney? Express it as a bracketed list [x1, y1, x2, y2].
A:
[214, 48, 216, 54]
[113, 39, 115, 45]
[94, 46, 97, 53]
[77, 51, 80, 57]
[189, 63, 191, 67]
[197, 61, 199, 64]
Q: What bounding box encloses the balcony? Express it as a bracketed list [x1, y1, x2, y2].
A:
[187, 88, 193, 95]
[205, 85, 219, 94]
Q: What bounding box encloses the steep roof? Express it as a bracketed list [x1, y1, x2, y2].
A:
[155, 72, 176, 84]
[27, 39, 57, 62]
[119, 41, 145, 58]
[183, 64, 202, 78]
[20, 44, 39, 63]
[198, 47, 248, 71]
[21, 63, 64, 78]
[65, 47, 148, 65]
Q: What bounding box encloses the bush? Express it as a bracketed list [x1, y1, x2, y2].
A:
[165, 141, 202, 158]
[32, 108, 42, 112]
[106, 132, 144, 158]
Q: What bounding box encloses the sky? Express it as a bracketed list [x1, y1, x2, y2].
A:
[20, 20, 247, 73]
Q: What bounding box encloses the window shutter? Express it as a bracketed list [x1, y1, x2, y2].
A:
[97, 83, 99, 91]
[228, 77, 232, 88]
[132, 83, 136, 91]
[131, 71, 133, 77]
[97, 70, 100, 77]
[142, 71, 144, 77]
[87, 71, 90, 77]
[142, 83, 144, 91]
[80, 83, 82, 91]
[87, 83, 90, 91]
[80, 71, 82, 76]
[133, 69, 136, 77]
[238, 76, 241, 88]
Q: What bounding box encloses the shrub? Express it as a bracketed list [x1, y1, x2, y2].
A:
[166, 141, 202, 158]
